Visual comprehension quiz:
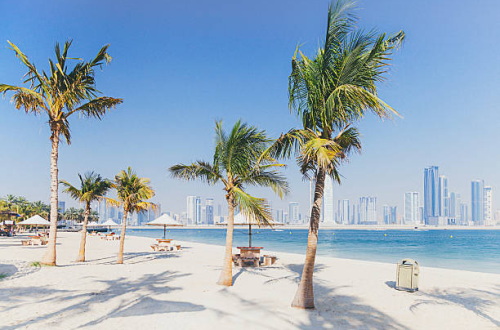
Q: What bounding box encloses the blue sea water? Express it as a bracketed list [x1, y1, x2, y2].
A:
[124, 228, 500, 274]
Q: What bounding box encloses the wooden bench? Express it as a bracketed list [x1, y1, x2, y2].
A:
[238, 257, 260, 267]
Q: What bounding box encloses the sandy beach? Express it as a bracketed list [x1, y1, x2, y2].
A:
[1, 232, 499, 330]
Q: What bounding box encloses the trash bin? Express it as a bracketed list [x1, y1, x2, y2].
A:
[262, 255, 277, 266]
[396, 259, 419, 292]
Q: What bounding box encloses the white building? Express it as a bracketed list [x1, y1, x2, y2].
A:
[186, 196, 201, 225]
[323, 175, 335, 223]
[484, 186, 493, 226]
[404, 192, 420, 224]
[337, 199, 350, 225]
[359, 197, 377, 225]
[288, 202, 300, 224]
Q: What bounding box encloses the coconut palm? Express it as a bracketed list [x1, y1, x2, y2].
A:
[0, 41, 122, 265]
[60, 172, 113, 262]
[169, 120, 289, 286]
[266, 0, 404, 309]
[106, 167, 155, 264]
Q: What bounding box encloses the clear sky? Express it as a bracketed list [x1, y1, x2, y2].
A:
[1, 0, 499, 218]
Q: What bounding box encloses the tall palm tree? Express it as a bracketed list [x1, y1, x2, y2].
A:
[0, 41, 122, 266]
[169, 120, 289, 286]
[106, 167, 155, 264]
[267, 0, 404, 309]
[60, 172, 113, 262]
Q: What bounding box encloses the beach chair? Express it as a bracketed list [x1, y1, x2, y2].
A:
[21, 239, 31, 246]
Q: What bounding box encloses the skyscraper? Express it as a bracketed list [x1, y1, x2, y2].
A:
[424, 166, 439, 224]
[404, 192, 420, 224]
[484, 186, 492, 226]
[359, 197, 377, 224]
[58, 201, 66, 213]
[187, 196, 202, 225]
[383, 205, 390, 224]
[288, 202, 300, 224]
[205, 198, 214, 225]
[460, 203, 469, 225]
[276, 209, 284, 224]
[338, 199, 350, 224]
[323, 175, 335, 223]
[471, 180, 484, 225]
[438, 175, 449, 216]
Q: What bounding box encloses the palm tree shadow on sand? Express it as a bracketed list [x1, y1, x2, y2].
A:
[0, 270, 204, 330]
[222, 263, 407, 330]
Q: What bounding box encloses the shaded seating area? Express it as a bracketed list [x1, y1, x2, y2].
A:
[219, 212, 281, 268]
[150, 238, 181, 252]
[100, 232, 120, 241]
[21, 235, 48, 246]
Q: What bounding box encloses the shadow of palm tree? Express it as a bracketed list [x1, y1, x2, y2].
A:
[409, 285, 500, 327]
[0, 270, 204, 329]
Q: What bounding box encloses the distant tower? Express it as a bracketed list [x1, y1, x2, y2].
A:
[471, 180, 484, 225]
[187, 196, 202, 225]
[323, 175, 335, 223]
[438, 175, 449, 216]
[424, 166, 439, 224]
[288, 202, 300, 224]
[338, 199, 350, 224]
[484, 186, 492, 226]
[404, 192, 419, 224]
[205, 198, 214, 225]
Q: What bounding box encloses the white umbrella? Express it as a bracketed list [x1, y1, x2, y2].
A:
[146, 214, 183, 239]
[87, 221, 99, 227]
[17, 215, 50, 226]
[218, 212, 282, 247]
[98, 218, 119, 232]
[100, 218, 119, 227]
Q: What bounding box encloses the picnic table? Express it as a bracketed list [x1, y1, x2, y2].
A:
[151, 238, 180, 252]
[234, 247, 263, 267]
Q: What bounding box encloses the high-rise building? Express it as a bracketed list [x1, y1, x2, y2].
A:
[438, 175, 449, 216]
[424, 166, 439, 224]
[288, 202, 300, 224]
[391, 206, 397, 224]
[404, 192, 419, 224]
[471, 180, 484, 225]
[323, 176, 335, 223]
[484, 186, 493, 226]
[383, 205, 390, 224]
[205, 198, 214, 225]
[338, 199, 350, 224]
[460, 203, 469, 225]
[350, 204, 358, 224]
[276, 209, 284, 224]
[58, 201, 66, 213]
[187, 196, 202, 225]
[359, 197, 377, 225]
[383, 205, 397, 224]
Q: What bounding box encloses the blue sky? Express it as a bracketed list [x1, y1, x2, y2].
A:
[1, 0, 499, 217]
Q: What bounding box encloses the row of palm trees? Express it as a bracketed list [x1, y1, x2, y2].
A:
[0, 195, 99, 223]
[60, 169, 155, 263]
[0, 0, 404, 309]
[0, 195, 51, 220]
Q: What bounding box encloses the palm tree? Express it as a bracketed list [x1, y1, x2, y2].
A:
[106, 167, 155, 264]
[60, 172, 113, 262]
[0, 41, 122, 266]
[169, 120, 289, 286]
[267, 0, 404, 309]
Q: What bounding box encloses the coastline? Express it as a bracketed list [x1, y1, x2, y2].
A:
[130, 224, 500, 230]
[1, 232, 500, 329]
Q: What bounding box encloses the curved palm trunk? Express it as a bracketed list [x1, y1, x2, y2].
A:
[291, 168, 326, 309]
[76, 203, 90, 262]
[217, 195, 235, 286]
[117, 212, 128, 264]
[41, 130, 60, 266]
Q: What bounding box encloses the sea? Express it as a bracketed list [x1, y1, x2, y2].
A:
[124, 227, 500, 274]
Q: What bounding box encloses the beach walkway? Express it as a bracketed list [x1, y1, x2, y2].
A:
[1, 232, 499, 329]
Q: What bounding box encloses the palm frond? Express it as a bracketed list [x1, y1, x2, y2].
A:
[232, 187, 274, 228]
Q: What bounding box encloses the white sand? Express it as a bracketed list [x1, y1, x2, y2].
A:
[1, 232, 499, 330]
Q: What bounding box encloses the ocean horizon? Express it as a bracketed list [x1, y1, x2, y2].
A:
[124, 227, 500, 274]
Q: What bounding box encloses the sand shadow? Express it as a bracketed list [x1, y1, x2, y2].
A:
[410, 285, 500, 327]
[0, 270, 203, 329]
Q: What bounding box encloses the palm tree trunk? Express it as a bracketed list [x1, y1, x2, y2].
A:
[76, 203, 90, 262]
[117, 212, 128, 264]
[41, 129, 60, 266]
[291, 168, 326, 309]
[217, 195, 235, 286]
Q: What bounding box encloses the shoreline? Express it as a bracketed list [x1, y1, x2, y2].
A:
[129, 224, 500, 230]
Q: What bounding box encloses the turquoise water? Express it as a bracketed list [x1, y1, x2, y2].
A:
[124, 228, 500, 274]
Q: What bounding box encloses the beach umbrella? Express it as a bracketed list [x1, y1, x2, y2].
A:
[99, 218, 119, 232]
[87, 221, 99, 227]
[17, 215, 50, 226]
[146, 214, 183, 239]
[17, 215, 50, 232]
[218, 212, 283, 247]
